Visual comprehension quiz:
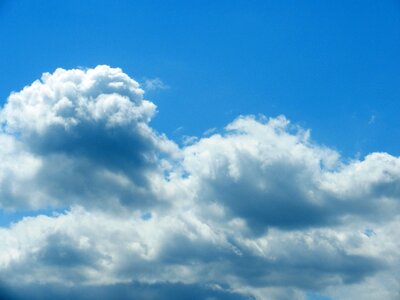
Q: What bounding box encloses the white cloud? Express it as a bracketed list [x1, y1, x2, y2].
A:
[0, 65, 178, 210]
[0, 66, 400, 299]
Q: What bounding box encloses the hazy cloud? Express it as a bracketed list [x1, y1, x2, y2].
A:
[143, 78, 168, 91]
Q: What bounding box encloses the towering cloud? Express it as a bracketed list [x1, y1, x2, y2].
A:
[0, 66, 399, 299]
[0, 65, 177, 210]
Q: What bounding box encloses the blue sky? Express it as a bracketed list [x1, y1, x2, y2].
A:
[1, 0, 400, 156]
[0, 1, 400, 300]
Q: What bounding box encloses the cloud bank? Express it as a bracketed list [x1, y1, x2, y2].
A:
[0, 66, 399, 299]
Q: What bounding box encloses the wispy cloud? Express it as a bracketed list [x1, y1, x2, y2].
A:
[369, 114, 376, 125]
[143, 77, 169, 91]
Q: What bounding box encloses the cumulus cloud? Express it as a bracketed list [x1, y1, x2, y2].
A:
[0, 65, 178, 210]
[182, 116, 400, 235]
[0, 66, 399, 299]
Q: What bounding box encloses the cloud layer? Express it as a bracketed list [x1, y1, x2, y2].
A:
[0, 66, 399, 300]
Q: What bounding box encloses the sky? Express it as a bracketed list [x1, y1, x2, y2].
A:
[0, 1, 400, 300]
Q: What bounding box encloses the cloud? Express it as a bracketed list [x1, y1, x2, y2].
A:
[0, 206, 387, 298]
[0, 66, 399, 299]
[0, 65, 178, 210]
[368, 114, 376, 125]
[182, 116, 400, 235]
[0, 281, 254, 300]
[143, 78, 168, 91]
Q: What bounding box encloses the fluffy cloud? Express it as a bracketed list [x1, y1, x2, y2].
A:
[182, 116, 400, 235]
[0, 66, 399, 299]
[0, 65, 177, 210]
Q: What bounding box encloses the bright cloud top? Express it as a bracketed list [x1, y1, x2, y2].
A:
[0, 66, 399, 300]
